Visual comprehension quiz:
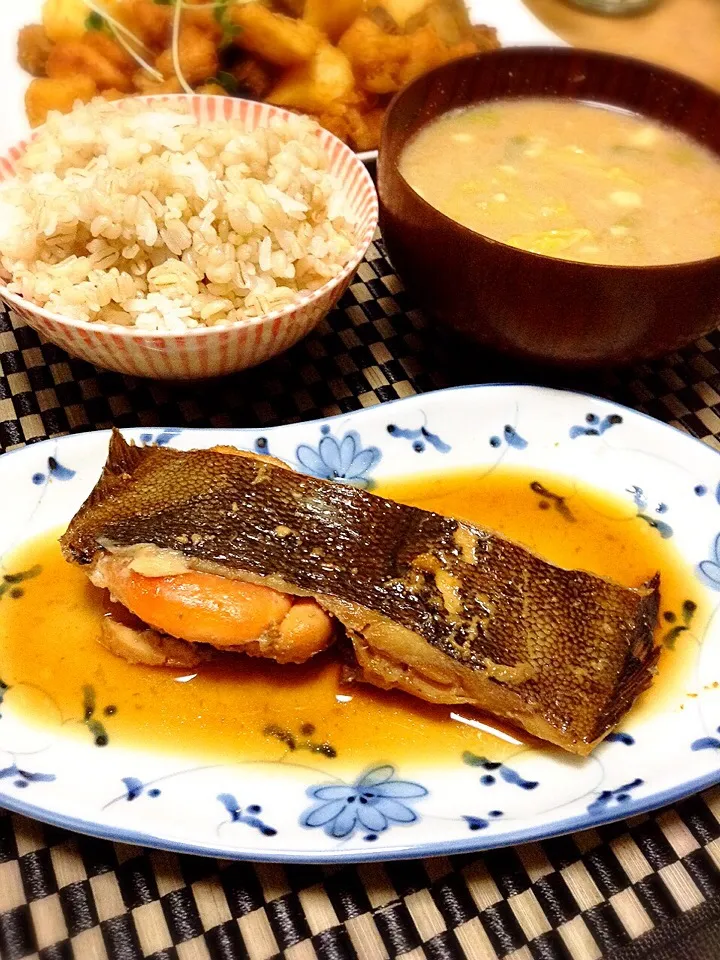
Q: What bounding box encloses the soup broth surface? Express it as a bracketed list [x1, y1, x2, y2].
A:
[399, 98, 720, 266]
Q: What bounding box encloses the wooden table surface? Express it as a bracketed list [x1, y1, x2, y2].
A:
[523, 0, 720, 92]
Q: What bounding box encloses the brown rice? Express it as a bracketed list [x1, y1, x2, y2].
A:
[0, 98, 358, 331]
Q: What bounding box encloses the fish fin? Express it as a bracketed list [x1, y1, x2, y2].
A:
[60, 430, 160, 564]
[589, 573, 660, 749]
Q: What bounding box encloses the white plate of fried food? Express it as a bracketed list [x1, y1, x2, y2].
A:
[0, 0, 559, 160]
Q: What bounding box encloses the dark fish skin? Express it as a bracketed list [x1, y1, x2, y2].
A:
[61, 430, 660, 755]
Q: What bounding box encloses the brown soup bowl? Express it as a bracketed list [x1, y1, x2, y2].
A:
[378, 48, 720, 367]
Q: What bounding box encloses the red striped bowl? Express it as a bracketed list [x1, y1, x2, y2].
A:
[0, 96, 378, 380]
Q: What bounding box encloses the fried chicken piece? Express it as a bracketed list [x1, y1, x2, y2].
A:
[231, 58, 274, 100]
[338, 17, 409, 94]
[312, 102, 386, 152]
[472, 23, 500, 51]
[155, 26, 219, 86]
[17, 24, 52, 78]
[82, 31, 136, 71]
[365, 5, 401, 33]
[126, 0, 221, 64]
[182, 1, 223, 42]
[100, 88, 128, 102]
[25, 75, 97, 127]
[396, 25, 473, 88]
[126, 0, 173, 49]
[428, 0, 497, 49]
[46, 38, 134, 92]
[406, 0, 471, 41]
[274, 0, 306, 15]
[128, 0, 221, 51]
[346, 105, 386, 152]
[339, 16, 494, 96]
[196, 82, 228, 96]
[230, 3, 321, 67]
[132, 71, 183, 95]
[312, 108, 352, 145]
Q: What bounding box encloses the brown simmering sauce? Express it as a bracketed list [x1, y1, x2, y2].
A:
[0, 467, 703, 770]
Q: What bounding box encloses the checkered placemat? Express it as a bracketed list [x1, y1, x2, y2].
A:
[2, 796, 720, 960]
[2, 235, 720, 960]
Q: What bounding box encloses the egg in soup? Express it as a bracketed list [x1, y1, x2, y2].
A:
[399, 98, 720, 266]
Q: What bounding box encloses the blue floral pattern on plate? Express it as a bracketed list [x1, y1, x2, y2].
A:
[463, 752, 539, 791]
[121, 777, 161, 801]
[489, 425, 527, 450]
[139, 429, 182, 447]
[587, 778, 644, 813]
[698, 534, 720, 590]
[692, 726, 720, 751]
[463, 810, 504, 831]
[218, 794, 277, 837]
[626, 486, 674, 538]
[569, 412, 623, 439]
[605, 733, 635, 746]
[300, 766, 427, 840]
[32, 457, 76, 486]
[0, 764, 56, 789]
[296, 426, 381, 486]
[386, 420, 451, 454]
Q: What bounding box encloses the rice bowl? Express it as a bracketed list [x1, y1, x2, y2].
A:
[0, 98, 360, 330]
[0, 95, 378, 378]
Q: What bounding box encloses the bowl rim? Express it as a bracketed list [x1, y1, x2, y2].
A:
[381, 45, 720, 274]
[0, 94, 379, 340]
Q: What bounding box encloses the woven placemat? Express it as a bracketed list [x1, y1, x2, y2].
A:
[2, 236, 720, 960]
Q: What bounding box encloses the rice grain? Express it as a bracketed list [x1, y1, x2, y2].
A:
[0, 98, 358, 331]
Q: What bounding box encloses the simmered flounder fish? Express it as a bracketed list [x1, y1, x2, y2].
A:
[61, 430, 660, 755]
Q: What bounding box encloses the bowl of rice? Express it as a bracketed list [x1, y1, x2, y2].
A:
[0, 95, 378, 379]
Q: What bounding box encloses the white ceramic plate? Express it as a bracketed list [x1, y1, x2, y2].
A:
[0, 1, 561, 158]
[2, 385, 720, 863]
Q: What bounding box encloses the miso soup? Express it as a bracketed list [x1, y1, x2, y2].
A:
[399, 98, 720, 266]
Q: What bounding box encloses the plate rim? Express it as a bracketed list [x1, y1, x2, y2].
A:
[2, 382, 720, 863]
[1, 765, 719, 864]
[1, 380, 717, 463]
